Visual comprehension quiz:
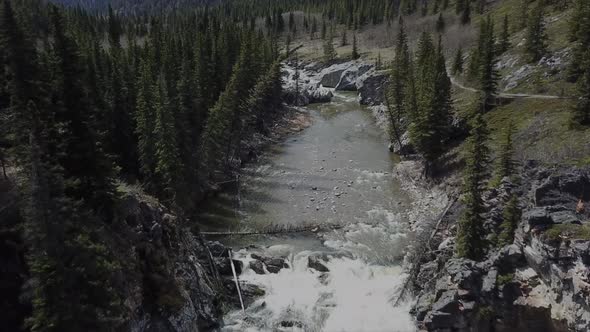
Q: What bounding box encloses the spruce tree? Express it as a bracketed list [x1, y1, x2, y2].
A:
[452, 47, 464, 75]
[478, 15, 499, 109]
[491, 121, 515, 187]
[497, 195, 521, 246]
[499, 14, 511, 54]
[461, 1, 471, 25]
[409, 33, 452, 176]
[323, 31, 337, 62]
[135, 58, 157, 186]
[524, 5, 548, 62]
[567, 0, 590, 82]
[351, 33, 359, 59]
[341, 28, 347, 46]
[386, 17, 412, 153]
[519, 0, 529, 30]
[436, 13, 446, 33]
[456, 102, 490, 260]
[153, 76, 181, 199]
[571, 49, 590, 126]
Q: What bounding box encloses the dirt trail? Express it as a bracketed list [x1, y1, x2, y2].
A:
[449, 75, 571, 100]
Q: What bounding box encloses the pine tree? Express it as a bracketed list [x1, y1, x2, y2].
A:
[47, 5, 116, 213]
[524, 5, 548, 62]
[452, 47, 464, 75]
[341, 28, 347, 46]
[153, 76, 181, 199]
[478, 15, 499, 109]
[376, 52, 383, 69]
[409, 33, 452, 176]
[386, 17, 412, 153]
[571, 49, 590, 126]
[321, 20, 327, 39]
[491, 121, 515, 187]
[323, 31, 337, 62]
[567, 0, 590, 82]
[351, 33, 359, 59]
[519, 0, 529, 30]
[436, 13, 446, 33]
[456, 102, 490, 260]
[461, 1, 471, 25]
[135, 58, 157, 186]
[498, 14, 510, 54]
[497, 195, 521, 246]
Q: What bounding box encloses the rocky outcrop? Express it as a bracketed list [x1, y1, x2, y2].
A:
[334, 63, 373, 91]
[113, 192, 225, 332]
[412, 165, 590, 331]
[358, 71, 388, 106]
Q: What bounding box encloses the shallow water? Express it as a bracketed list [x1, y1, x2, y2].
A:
[199, 91, 416, 332]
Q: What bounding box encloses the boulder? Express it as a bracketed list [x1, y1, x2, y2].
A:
[320, 68, 346, 87]
[214, 258, 243, 276]
[249, 260, 265, 274]
[306, 85, 333, 103]
[308, 255, 330, 272]
[358, 72, 388, 105]
[334, 63, 373, 91]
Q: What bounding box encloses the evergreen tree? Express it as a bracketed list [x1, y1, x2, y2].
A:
[571, 49, 590, 126]
[519, 0, 529, 30]
[499, 14, 510, 54]
[341, 28, 348, 46]
[491, 121, 515, 187]
[323, 30, 337, 62]
[351, 33, 359, 59]
[497, 195, 521, 246]
[436, 13, 446, 33]
[386, 17, 412, 153]
[461, 1, 471, 25]
[452, 47, 464, 75]
[135, 58, 157, 186]
[409, 33, 452, 176]
[153, 76, 181, 199]
[321, 20, 327, 39]
[47, 5, 116, 214]
[524, 5, 548, 62]
[456, 102, 490, 260]
[478, 16, 499, 109]
[567, 0, 590, 81]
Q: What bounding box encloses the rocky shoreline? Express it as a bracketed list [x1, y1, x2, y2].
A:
[282, 58, 590, 331]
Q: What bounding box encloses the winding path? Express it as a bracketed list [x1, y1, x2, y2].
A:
[449, 75, 572, 100]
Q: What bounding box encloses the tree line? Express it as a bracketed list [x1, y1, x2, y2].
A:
[0, 0, 284, 330]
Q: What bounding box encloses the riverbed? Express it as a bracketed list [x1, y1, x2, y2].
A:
[200, 91, 418, 331]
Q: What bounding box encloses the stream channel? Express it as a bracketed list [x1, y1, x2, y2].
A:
[200, 91, 417, 332]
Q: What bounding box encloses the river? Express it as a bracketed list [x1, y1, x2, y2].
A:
[200, 91, 417, 332]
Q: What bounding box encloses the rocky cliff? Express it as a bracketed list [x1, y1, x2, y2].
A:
[412, 164, 590, 332]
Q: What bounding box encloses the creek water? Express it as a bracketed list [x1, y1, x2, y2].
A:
[200, 91, 417, 332]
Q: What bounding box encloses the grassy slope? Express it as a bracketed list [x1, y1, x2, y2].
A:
[288, 0, 590, 166]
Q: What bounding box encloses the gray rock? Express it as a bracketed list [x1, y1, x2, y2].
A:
[481, 269, 498, 295]
[358, 72, 388, 105]
[308, 255, 330, 272]
[249, 260, 265, 274]
[524, 207, 552, 227]
[432, 290, 460, 314]
[215, 257, 243, 276]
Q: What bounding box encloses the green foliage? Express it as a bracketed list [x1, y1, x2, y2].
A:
[498, 14, 510, 54]
[452, 47, 464, 75]
[352, 33, 360, 59]
[408, 33, 452, 176]
[497, 195, 521, 246]
[524, 4, 548, 62]
[435, 13, 445, 33]
[545, 224, 590, 241]
[456, 103, 490, 261]
[491, 121, 515, 187]
[496, 273, 514, 286]
[323, 30, 337, 62]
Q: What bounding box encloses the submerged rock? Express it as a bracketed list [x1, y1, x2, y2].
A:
[308, 255, 330, 272]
